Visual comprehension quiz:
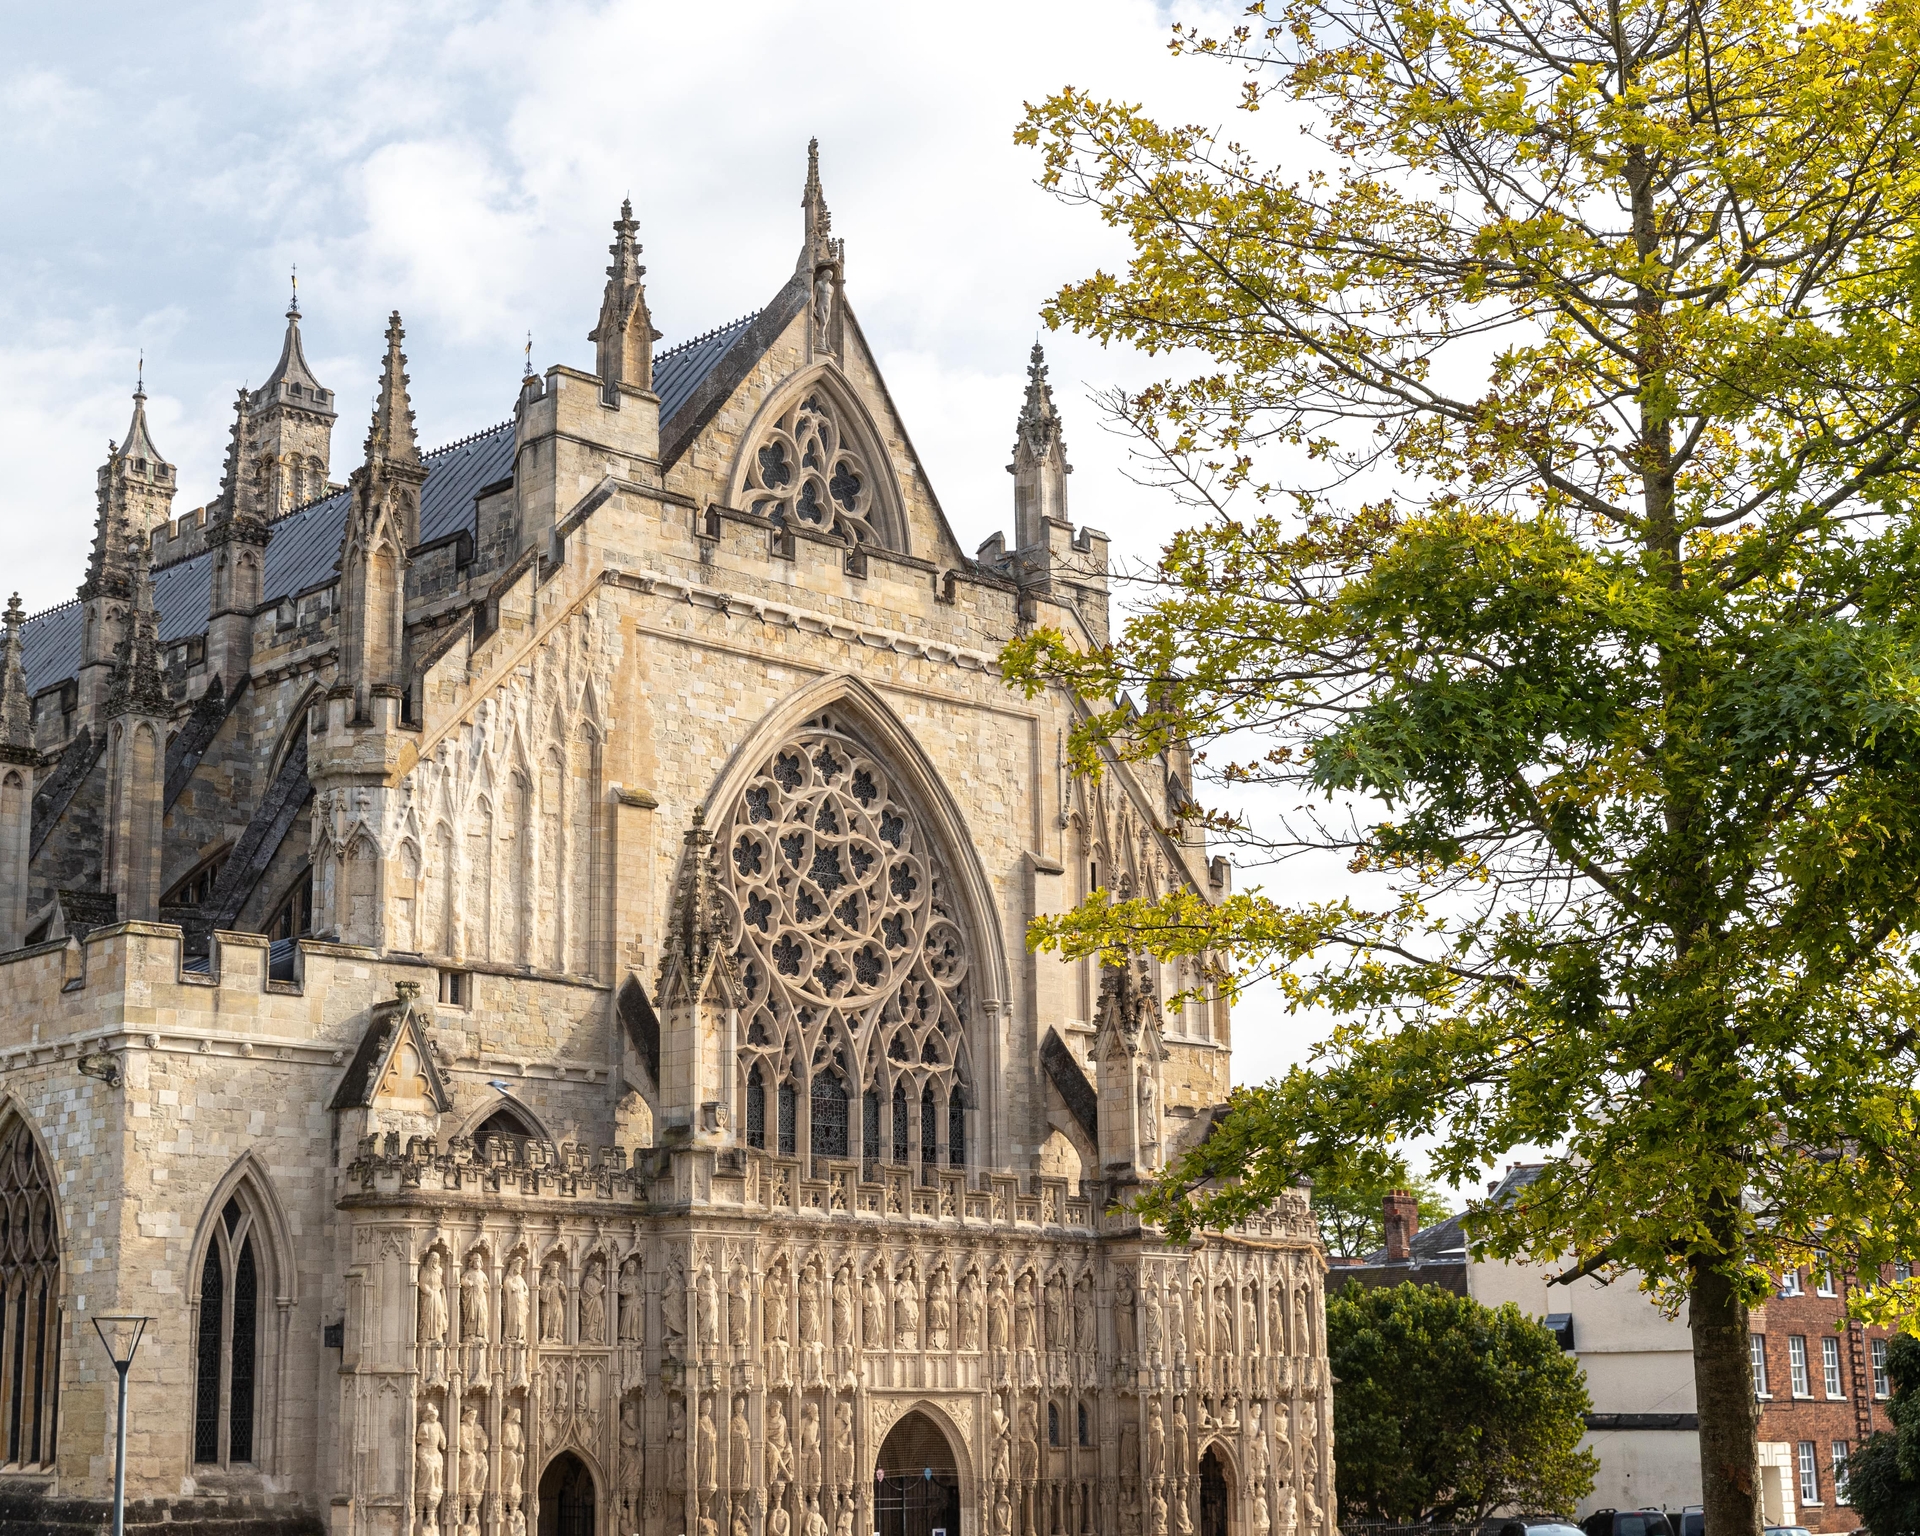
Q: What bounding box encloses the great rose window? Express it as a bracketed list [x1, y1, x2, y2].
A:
[721, 716, 971, 1169]
[742, 394, 884, 548]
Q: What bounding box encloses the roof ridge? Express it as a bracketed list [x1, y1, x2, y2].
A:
[22, 596, 80, 626]
[425, 420, 513, 459]
[656, 312, 759, 361]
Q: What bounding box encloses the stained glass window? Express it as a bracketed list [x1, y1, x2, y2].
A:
[194, 1248, 223, 1462]
[0, 1120, 61, 1471]
[779, 1081, 797, 1157]
[812, 1074, 849, 1160]
[746, 1064, 767, 1150]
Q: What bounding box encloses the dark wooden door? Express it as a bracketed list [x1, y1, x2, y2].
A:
[1200, 1448, 1230, 1536]
[873, 1470, 960, 1536]
[538, 1451, 595, 1536]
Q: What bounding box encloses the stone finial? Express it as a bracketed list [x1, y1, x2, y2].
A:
[1009, 341, 1072, 546]
[799, 137, 844, 276]
[588, 198, 662, 392]
[363, 311, 422, 467]
[217, 386, 252, 520]
[105, 532, 167, 719]
[0, 593, 31, 749]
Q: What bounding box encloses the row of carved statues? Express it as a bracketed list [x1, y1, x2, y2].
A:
[407, 1379, 1328, 1536]
[411, 1239, 1324, 1367]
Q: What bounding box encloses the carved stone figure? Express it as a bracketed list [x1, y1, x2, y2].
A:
[831, 1399, 853, 1487]
[414, 1399, 446, 1523]
[459, 1252, 489, 1341]
[1170, 1398, 1190, 1478]
[959, 1268, 983, 1351]
[769, 1506, 792, 1536]
[1144, 1284, 1164, 1358]
[765, 1263, 791, 1349]
[1248, 1403, 1269, 1485]
[927, 1272, 951, 1350]
[1147, 1399, 1165, 1474]
[995, 1486, 1014, 1536]
[1293, 1285, 1310, 1357]
[1213, 1283, 1234, 1353]
[580, 1258, 607, 1344]
[697, 1256, 719, 1348]
[988, 1277, 1011, 1352]
[1115, 1270, 1138, 1357]
[893, 1267, 919, 1348]
[539, 1255, 567, 1343]
[834, 1491, 854, 1536]
[1166, 1282, 1185, 1358]
[666, 1396, 688, 1491]
[1254, 1488, 1272, 1536]
[730, 1394, 752, 1491]
[1301, 1435, 1322, 1526]
[458, 1403, 488, 1502]
[990, 1394, 1011, 1483]
[804, 1493, 829, 1536]
[832, 1264, 854, 1347]
[1140, 1074, 1158, 1150]
[1016, 1397, 1039, 1481]
[620, 1396, 643, 1508]
[501, 1403, 526, 1507]
[619, 1256, 644, 1343]
[799, 1261, 823, 1345]
[1044, 1272, 1067, 1350]
[418, 1252, 449, 1345]
[1268, 1285, 1286, 1356]
[767, 1395, 795, 1489]
[1151, 1484, 1168, 1536]
[663, 1256, 688, 1352]
[502, 1255, 530, 1344]
[862, 1266, 886, 1344]
[799, 1400, 822, 1489]
[1190, 1281, 1208, 1356]
[1073, 1274, 1095, 1352]
[735, 1504, 753, 1536]
[1014, 1273, 1037, 1352]
[727, 1262, 751, 1349]
[697, 1394, 719, 1492]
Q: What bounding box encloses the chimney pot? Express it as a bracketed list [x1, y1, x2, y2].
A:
[1382, 1188, 1420, 1261]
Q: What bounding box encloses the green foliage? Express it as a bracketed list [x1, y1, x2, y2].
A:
[1846, 1334, 1920, 1536]
[1307, 1150, 1452, 1257]
[1328, 1281, 1597, 1522]
[1007, 0, 1920, 1321]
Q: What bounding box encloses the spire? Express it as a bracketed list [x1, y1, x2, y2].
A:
[119, 370, 167, 473]
[363, 311, 422, 467]
[105, 532, 167, 719]
[0, 594, 31, 750]
[1010, 341, 1072, 545]
[253, 276, 334, 416]
[588, 197, 662, 392]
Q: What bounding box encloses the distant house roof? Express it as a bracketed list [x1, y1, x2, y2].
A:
[19, 314, 761, 698]
[1330, 1162, 1549, 1298]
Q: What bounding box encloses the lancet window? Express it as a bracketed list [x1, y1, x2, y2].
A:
[742, 393, 888, 549]
[193, 1194, 265, 1467]
[0, 1120, 60, 1470]
[722, 715, 973, 1175]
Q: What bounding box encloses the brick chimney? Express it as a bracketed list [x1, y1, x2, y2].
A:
[1383, 1189, 1420, 1261]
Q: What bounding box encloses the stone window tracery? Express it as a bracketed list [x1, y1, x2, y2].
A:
[192, 1189, 269, 1468]
[0, 1120, 60, 1471]
[742, 393, 886, 548]
[722, 715, 973, 1168]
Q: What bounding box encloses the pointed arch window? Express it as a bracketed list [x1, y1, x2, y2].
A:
[741, 393, 893, 550]
[0, 1119, 60, 1470]
[193, 1190, 272, 1467]
[723, 715, 975, 1170]
[948, 1087, 968, 1169]
[746, 1064, 768, 1151]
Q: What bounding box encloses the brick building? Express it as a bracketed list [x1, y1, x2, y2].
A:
[1750, 1263, 1902, 1532]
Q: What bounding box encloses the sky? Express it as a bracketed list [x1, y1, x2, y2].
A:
[0, 0, 1367, 1100]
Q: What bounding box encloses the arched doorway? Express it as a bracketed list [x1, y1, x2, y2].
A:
[875, 1411, 961, 1536]
[539, 1451, 596, 1536]
[1199, 1447, 1231, 1536]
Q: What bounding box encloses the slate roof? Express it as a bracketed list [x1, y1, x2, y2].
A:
[18, 311, 763, 698]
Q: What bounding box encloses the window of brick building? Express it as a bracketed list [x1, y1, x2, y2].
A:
[1752, 1333, 1770, 1397]
[1779, 1268, 1804, 1297]
[1799, 1442, 1821, 1505]
[1823, 1335, 1844, 1398]
[1816, 1268, 1837, 1297]
[1873, 1337, 1891, 1398]
[1789, 1335, 1811, 1397]
[1833, 1442, 1851, 1504]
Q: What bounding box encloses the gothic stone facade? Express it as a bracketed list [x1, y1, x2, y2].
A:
[0, 151, 1334, 1536]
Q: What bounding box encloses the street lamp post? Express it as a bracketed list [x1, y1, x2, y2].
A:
[91, 1314, 150, 1536]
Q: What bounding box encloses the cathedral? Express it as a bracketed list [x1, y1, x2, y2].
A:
[0, 146, 1332, 1536]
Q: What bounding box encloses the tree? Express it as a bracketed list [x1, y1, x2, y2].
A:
[1845, 1333, 1920, 1536]
[1007, 5, 1920, 1535]
[1328, 1281, 1596, 1522]
[1309, 1151, 1453, 1258]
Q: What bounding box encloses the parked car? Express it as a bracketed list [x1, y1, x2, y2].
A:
[1582, 1511, 1676, 1536]
[1494, 1518, 1584, 1536]
[1762, 1527, 1813, 1536]
[1679, 1507, 1703, 1536]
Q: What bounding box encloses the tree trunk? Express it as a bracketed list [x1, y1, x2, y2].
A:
[1691, 1254, 1762, 1536]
